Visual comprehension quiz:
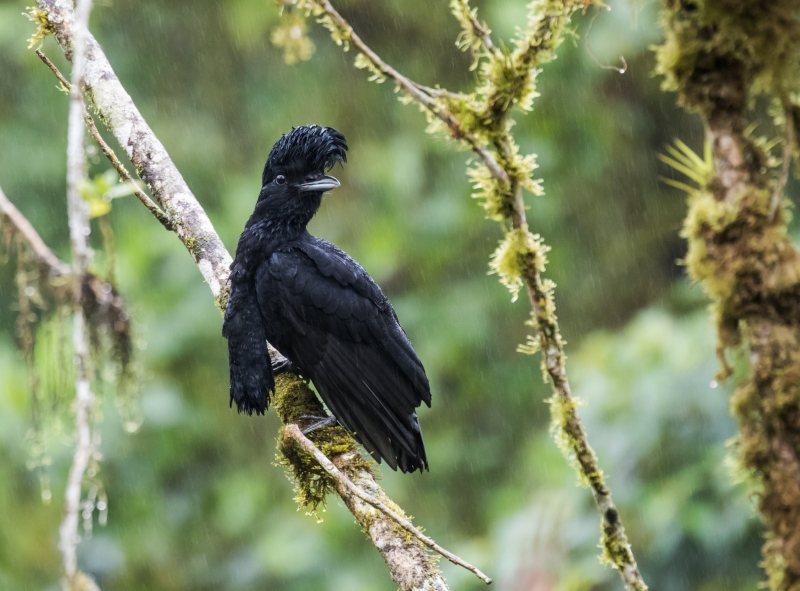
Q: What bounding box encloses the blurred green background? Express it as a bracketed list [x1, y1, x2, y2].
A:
[0, 1, 765, 590]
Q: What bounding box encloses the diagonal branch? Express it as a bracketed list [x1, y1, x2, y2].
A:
[32, 2, 474, 589]
[0, 186, 71, 275]
[35, 49, 174, 232]
[308, 0, 509, 185]
[36, 0, 231, 307]
[286, 424, 492, 585]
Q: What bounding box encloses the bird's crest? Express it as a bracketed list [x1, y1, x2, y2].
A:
[262, 125, 348, 186]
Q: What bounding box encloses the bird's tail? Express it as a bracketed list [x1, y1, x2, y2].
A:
[223, 278, 272, 415]
[312, 338, 429, 473]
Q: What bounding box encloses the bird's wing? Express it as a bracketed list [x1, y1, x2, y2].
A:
[258, 239, 430, 472]
[222, 261, 273, 415]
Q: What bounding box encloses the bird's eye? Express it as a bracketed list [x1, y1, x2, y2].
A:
[275, 175, 286, 185]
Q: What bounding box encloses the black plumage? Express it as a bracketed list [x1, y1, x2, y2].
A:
[223, 125, 431, 473]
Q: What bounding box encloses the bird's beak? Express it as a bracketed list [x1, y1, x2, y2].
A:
[297, 175, 340, 193]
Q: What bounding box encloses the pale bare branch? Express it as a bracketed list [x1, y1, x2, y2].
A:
[58, 0, 98, 588]
[36, 0, 231, 306]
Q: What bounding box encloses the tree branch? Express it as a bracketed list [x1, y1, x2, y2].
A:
[655, 3, 800, 588]
[36, 0, 231, 307]
[307, 0, 510, 186]
[58, 0, 98, 589]
[0, 186, 70, 276]
[285, 424, 492, 585]
[33, 2, 471, 589]
[35, 49, 175, 232]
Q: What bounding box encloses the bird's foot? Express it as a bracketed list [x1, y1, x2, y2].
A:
[299, 414, 338, 434]
[271, 357, 296, 376]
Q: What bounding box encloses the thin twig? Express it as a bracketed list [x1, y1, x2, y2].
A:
[452, 0, 498, 54]
[285, 425, 492, 585]
[35, 50, 174, 231]
[0, 185, 71, 275]
[58, 0, 96, 587]
[770, 103, 795, 221]
[315, 0, 510, 186]
[585, 5, 628, 74]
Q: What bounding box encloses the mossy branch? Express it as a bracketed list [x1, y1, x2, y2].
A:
[288, 1, 647, 589]
[285, 424, 492, 585]
[655, 1, 800, 589]
[31, 2, 471, 589]
[0, 186, 71, 276]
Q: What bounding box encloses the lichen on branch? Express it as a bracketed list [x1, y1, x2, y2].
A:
[655, 2, 800, 589]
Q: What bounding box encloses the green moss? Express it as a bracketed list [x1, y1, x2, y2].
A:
[272, 374, 373, 517]
[183, 236, 198, 258]
[655, 0, 800, 116]
[450, 0, 491, 69]
[656, 2, 800, 587]
[25, 7, 53, 49]
[489, 227, 550, 302]
[215, 283, 230, 314]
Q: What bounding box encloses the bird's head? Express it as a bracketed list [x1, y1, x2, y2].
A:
[259, 125, 348, 207]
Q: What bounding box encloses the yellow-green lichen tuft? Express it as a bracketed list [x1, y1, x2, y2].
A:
[449, 0, 492, 70]
[215, 283, 231, 315]
[271, 14, 316, 65]
[25, 6, 52, 49]
[600, 513, 646, 591]
[545, 392, 602, 489]
[272, 373, 373, 517]
[467, 162, 514, 221]
[354, 53, 386, 83]
[489, 228, 550, 302]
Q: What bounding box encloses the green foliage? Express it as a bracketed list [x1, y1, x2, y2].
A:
[80, 169, 142, 219]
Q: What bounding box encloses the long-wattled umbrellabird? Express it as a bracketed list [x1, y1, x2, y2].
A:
[223, 125, 431, 473]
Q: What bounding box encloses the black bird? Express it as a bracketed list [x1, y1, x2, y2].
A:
[223, 125, 431, 473]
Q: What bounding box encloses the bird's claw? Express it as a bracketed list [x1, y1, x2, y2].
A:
[272, 357, 296, 376]
[299, 414, 338, 434]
